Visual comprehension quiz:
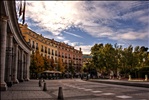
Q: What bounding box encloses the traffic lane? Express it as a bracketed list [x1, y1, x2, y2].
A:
[45, 80, 99, 100]
[61, 79, 149, 100]
[44, 79, 149, 100]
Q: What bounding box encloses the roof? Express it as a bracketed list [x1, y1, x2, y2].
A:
[83, 54, 92, 58]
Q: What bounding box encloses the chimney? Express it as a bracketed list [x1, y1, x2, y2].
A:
[80, 48, 81, 51]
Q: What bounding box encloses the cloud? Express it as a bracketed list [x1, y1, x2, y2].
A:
[63, 31, 83, 38]
[56, 36, 65, 40]
[75, 45, 92, 54]
[138, 15, 149, 24]
[16, 1, 148, 47]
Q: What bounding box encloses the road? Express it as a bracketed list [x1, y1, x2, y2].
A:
[44, 79, 149, 100]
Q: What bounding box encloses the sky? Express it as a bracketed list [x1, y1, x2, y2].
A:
[16, 1, 149, 54]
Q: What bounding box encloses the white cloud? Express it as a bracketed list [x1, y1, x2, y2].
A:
[63, 31, 83, 38]
[16, 1, 148, 45]
[110, 31, 148, 41]
[56, 36, 65, 40]
[25, 1, 84, 36]
[75, 45, 92, 54]
[138, 15, 149, 24]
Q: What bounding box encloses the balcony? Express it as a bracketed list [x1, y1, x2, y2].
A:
[32, 45, 35, 48]
[36, 46, 38, 50]
[52, 53, 54, 55]
[41, 49, 44, 52]
[45, 50, 47, 53]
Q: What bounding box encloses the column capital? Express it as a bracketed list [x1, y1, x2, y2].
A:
[0, 15, 9, 21]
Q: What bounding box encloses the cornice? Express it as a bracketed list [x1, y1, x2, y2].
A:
[4, 1, 32, 53]
[20, 23, 82, 54]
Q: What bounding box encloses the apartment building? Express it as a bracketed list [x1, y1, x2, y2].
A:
[19, 24, 83, 72]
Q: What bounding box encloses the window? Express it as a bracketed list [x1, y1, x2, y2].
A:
[45, 47, 47, 53]
[32, 41, 35, 48]
[55, 51, 57, 56]
[52, 49, 54, 55]
[48, 48, 50, 54]
[41, 45, 43, 52]
[36, 43, 38, 50]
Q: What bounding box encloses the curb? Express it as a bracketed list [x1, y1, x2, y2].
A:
[87, 79, 149, 88]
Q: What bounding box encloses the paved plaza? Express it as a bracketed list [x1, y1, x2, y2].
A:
[1, 79, 149, 100]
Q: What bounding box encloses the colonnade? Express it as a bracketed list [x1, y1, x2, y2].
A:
[0, 15, 31, 90]
[1, 1, 31, 91]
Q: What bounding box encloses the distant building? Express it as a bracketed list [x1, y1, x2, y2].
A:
[83, 54, 92, 65]
[19, 24, 83, 73]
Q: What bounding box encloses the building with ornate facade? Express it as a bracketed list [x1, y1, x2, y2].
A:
[0, 1, 31, 91]
[19, 24, 83, 73]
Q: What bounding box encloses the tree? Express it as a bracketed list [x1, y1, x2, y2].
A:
[121, 45, 134, 76]
[91, 43, 104, 71]
[90, 43, 149, 78]
[57, 58, 65, 73]
[69, 60, 75, 74]
[50, 57, 55, 70]
[30, 50, 44, 78]
[43, 56, 51, 70]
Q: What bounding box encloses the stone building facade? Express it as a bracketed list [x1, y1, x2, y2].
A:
[0, 1, 31, 91]
[19, 24, 83, 73]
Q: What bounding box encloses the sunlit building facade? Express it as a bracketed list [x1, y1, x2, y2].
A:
[19, 24, 83, 73]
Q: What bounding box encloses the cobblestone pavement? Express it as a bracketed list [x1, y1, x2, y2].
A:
[1, 79, 149, 100]
[1, 80, 52, 100]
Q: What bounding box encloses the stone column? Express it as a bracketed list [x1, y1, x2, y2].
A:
[26, 54, 30, 81]
[20, 50, 24, 82]
[23, 54, 27, 80]
[17, 50, 21, 81]
[12, 44, 19, 84]
[0, 15, 8, 91]
[5, 34, 13, 87]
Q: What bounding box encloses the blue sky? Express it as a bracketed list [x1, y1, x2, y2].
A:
[16, 1, 149, 54]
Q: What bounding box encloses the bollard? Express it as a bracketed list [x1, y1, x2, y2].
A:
[39, 80, 42, 87]
[145, 75, 148, 81]
[43, 82, 47, 91]
[57, 87, 64, 100]
[86, 75, 88, 81]
[128, 75, 131, 81]
[118, 76, 121, 80]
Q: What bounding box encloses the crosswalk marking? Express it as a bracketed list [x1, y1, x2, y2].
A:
[76, 87, 85, 90]
[92, 91, 102, 93]
[116, 95, 132, 99]
[63, 84, 135, 99]
[84, 89, 92, 91]
[101, 93, 115, 95]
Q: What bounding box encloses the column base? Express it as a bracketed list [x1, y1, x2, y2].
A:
[19, 79, 24, 82]
[13, 79, 19, 84]
[1, 83, 7, 91]
[24, 78, 30, 81]
[6, 82, 13, 87]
